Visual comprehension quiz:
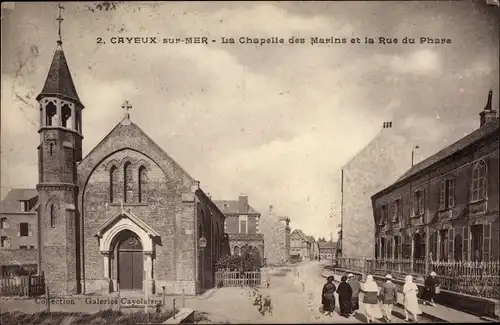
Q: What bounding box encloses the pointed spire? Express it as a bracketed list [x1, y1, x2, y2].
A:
[36, 48, 83, 107]
[36, 4, 83, 107]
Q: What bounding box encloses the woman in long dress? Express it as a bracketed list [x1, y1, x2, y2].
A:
[362, 275, 383, 323]
[403, 275, 422, 322]
[422, 271, 439, 306]
[336, 275, 353, 317]
[322, 276, 336, 316]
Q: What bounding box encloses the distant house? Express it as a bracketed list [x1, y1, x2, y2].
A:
[259, 205, 291, 265]
[319, 241, 337, 261]
[0, 189, 39, 276]
[309, 236, 319, 260]
[290, 229, 312, 260]
[214, 196, 264, 264]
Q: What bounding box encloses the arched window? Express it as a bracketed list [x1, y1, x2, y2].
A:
[50, 204, 56, 228]
[45, 102, 57, 126]
[123, 162, 133, 203]
[472, 161, 487, 201]
[109, 165, 119, 203]
[138, 166, 148, 203]
[61, 104, 72, 128]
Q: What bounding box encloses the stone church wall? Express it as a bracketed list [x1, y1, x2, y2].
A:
[82, 148, 198, 294]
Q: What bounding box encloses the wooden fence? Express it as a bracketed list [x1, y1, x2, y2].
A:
[215, 271, 261, 287]
[0, 275, 45, 296]
[336, 257, 500, 299]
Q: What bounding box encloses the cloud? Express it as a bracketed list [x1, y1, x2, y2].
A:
[386, 49, 442, 76]
[1, 2, 498, 238]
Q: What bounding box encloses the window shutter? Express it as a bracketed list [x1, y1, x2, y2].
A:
[448, 179, 455, 208]
[398, 235, 403, 259]
[419, 190, 425, 216]
[28, 223, 32, 236]
[439, 180, 446, 210]
[17, 224, 21, 237]
[483, 223, 491, 262]
[448, 228, 454, 261]
[462, 226, 469, 261]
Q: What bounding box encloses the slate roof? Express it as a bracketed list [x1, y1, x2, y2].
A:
[291, 229, 311, 242]
[375, 117, 499, 197]
[36, 47, 83, 107]
[0, 189, 38, 214]
[318, 241, 337, 249]
[213, 200, 260, 215]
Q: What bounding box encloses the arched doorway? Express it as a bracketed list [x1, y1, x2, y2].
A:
[116, 230, 143, 291]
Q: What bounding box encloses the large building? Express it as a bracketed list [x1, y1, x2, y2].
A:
[0, 34, 225, 296]
[372, 92, 499, 262]
[341, 122, 412, 258]
[214, 195, 264, 263]
[290, 229, 312, 260]
[319, 241, 337, 261]
[259, 205, 291, 265]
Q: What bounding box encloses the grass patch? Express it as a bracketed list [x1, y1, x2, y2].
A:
[0, 308, 177, 325]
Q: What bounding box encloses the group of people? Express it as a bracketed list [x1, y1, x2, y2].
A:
[322, 271, 441, 323]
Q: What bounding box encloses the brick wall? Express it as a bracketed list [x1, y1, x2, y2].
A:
[225, 215, 258, 234]
[0, 213, 37, 249]
[373, 134, 499, 261]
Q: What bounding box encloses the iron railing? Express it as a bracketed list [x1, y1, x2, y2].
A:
[336, 257, 500, 299]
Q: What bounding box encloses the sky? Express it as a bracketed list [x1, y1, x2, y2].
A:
[1, 1, 499, 240]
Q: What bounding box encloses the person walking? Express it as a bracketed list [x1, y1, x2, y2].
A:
[347, 273, 361, 315]
[422, 271, 440, 306]
[336, 275, 353, 317]
[379, 274, 397, 322]
[321, 276, 336, 316]
[361, 275, 383, 323]
[403, 275, 422, 322]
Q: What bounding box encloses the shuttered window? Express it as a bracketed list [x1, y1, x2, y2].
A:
[462, 226, 470, 261]
[447, 179, 455, 208]
[483, 223, 491, 262]
[439, 180, 446, 210]
[448, 228, 454, 261]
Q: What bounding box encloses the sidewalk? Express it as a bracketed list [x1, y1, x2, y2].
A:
[321, 270, 487, 323]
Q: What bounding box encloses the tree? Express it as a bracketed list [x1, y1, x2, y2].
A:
[215, 245, 261, 272]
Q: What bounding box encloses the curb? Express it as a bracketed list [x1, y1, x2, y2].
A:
[320, 271, 448, 323]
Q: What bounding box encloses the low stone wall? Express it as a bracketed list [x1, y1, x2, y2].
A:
[330, 267, 499, 318]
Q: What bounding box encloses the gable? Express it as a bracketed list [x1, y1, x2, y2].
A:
[78, 119, 197, 207]
[0, 189, 38, 214]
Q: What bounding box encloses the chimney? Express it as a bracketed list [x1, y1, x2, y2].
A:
[269, 205, 273, 212]
[480, 90, 497, 127]
[238, 194, 248, 213]
[382, 121, 393, 129]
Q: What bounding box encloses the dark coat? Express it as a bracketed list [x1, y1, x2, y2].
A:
[337, 282, 353, 300]
[322, 282, 336, 312]
[422, 276, 439, 301]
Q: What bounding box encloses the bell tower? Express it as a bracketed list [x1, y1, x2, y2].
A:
[36, 4, 83, 294]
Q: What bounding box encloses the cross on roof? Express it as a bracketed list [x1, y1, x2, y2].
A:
[56, 3, 65, 46]
[122, 100, 132, 120]
[122, 100, 132, 112]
